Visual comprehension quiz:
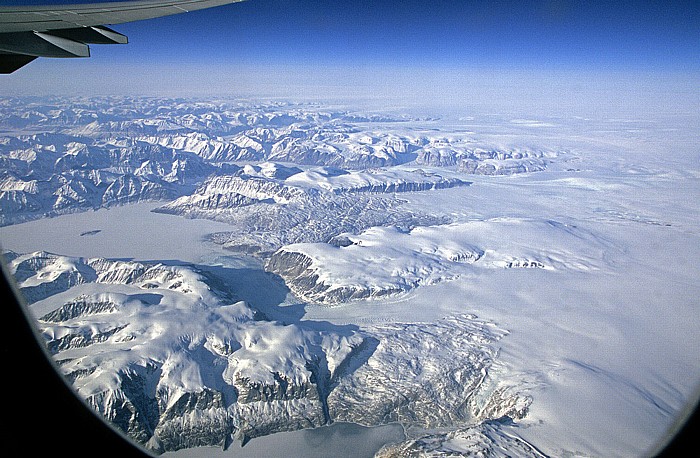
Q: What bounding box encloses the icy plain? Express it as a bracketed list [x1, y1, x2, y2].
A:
[0, 97, 698, 457]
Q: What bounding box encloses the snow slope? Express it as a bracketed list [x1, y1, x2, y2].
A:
[267, 219, 607, 304]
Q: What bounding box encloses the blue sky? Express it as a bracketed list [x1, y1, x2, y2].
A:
[3, 0, 697, 69]
[2, 0, 698, 112]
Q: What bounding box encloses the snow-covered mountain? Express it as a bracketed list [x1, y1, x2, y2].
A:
[154, 167, 474, 256]
[0, 98, 558, 226]
[7, 250, 530, 455]
[266, 219, 607, 304]
[0, 133, 229, 225]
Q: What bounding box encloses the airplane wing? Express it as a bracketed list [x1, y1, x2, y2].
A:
[0, 0, 245, 73]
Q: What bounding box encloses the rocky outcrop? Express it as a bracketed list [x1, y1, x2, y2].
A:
[7, 251, 215, 304]
[460, 158, 547, 175]
[46, 324, 128, 354]
[148, 389, 234, 454]
[235, 372, 320, 403]
[329, 176, 471, 194]
[101, 174, 176, 205]
[265, 249, 406, 304]
[376, 419, 543, 458]
[154, 175, 314, 220]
